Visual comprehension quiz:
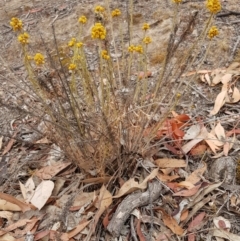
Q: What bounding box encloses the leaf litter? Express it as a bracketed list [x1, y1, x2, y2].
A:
[0, 1, 240, 241]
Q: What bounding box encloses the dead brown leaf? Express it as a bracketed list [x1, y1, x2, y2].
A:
[34, 162, 71, 180]
[30, 180, 54, 210]
[157, 207, 184, 236]
[0, 193, 31, 213]
[0, 219, 30, 236]
[188, 212, 205, 232]
[173, 184, 201, 197]
[136, 219, 146, 241]
[60, 219, 91, 241]
[114, 168, 158, 198]
[210, 90, 227, 116]
[2, 131, 18, 155]
[185, 162, 207, 185]
[155, 158, 187, 168]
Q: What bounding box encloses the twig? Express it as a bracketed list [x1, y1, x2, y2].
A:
[217, 10, 240, 18]
[130, 216, 138, 241]
[230, 36, 240, 61]
[48, 15, 59, 26]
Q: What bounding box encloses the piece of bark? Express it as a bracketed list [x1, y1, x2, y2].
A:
[107, 180, 162, 237]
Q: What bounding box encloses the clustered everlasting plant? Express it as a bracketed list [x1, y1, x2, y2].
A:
[7, 0, 221, 176]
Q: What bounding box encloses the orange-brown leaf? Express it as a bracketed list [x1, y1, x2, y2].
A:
[0, 193, 32, 213]
[158, 208, 184, 235]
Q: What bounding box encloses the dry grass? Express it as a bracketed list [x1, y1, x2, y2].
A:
[0, 0, 223, 178]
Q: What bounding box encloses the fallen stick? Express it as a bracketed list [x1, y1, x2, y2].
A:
[107, 180, 162, 237]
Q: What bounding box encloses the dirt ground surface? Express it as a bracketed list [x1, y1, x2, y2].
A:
[0, 0, 240, 240]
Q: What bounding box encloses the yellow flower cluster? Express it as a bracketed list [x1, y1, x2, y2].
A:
[69, 63, 77, 71]
[101, 50, 110, 60]
[10, 17, 23, 31]
[68, 38, 76, 47]
[18, 32, 29, 45]
[143, 36, 152, 44]
[78, 15, 87, 24]
[111, 9, 121, 17]
[142, 23, 150, 31]
[95, 6, 105, 13]
[34, 53, 45, 65]
[208, 26, 219, 39]
[172, 0, 182, 3]
[206, 0, 221, 14]
[91, 23, 106, 40]
[76, 42, 83, 48]
[128, 44, 143, 54]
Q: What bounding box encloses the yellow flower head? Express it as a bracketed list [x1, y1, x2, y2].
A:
[18, 32, 29, 45]
[91, 23, 106, 40]
[79, 15, 87, 24]
[34, 53, 45, 65]
[135, 45, 143, 54]
[68, 63, 77, 71]
[128, 45, 135, 53]
[76, 42, 83, 48]
[206, 0, 221, 14]
[68, 37, 76, 47]
[101, 50, 110, 60]
[142, 23, 150, 31]
[10, 17, 23, 31]
[176, 93, 181, 98]
[208, 26, 219, 39]
[172, 0, 182, 3]
[95, 6, 105, 13]
[143, 36, 152, 44]
[111, 9, 121, 17]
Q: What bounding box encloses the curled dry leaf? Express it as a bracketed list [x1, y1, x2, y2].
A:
[114, 168, 158, 198]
